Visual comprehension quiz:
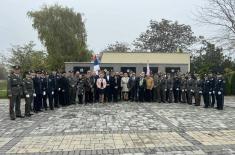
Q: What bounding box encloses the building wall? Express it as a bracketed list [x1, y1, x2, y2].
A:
[65, 63, 189, 74]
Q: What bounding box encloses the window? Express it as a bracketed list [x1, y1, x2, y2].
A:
[165, 67, 180, 74]
[121, 67, 136, 73]
[143, 67, 158, 74]
[100, 67, 113, 72]
[73, 67, 90, 74]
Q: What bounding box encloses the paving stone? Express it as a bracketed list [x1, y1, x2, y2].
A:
[0, 97, 234, 154]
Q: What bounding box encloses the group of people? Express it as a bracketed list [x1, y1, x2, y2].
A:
[7, 65, 225, 120]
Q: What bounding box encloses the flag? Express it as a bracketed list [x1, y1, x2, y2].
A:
[93, 55, 100, 74]
[147, 61, 150, 75]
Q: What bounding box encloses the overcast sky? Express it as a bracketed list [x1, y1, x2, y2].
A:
[0, 0, 210, 56]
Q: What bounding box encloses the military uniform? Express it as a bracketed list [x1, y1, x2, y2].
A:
[23, 73, 34, 116]
[7, 66, 23, 120]
[68, 75, 77, 104]
[77, 76, 85, 104]
[181, 77, 187, 103]
[42, 75, 48, 110]
[203, 77, 211, 108]
[194, 78, 203, 106]
[153, 75, 161, 102]
[166, 76, 174, 103]
[209, 76, 216, 107]
[33, 74, 43, 112]
[173, 76, 181, 103]
[160, 76, 167, 103]
[187, 77, 195, 105]
[47, 74, 55, 110]
[215, 77, 225, 110]
[84, 76, 94, 104]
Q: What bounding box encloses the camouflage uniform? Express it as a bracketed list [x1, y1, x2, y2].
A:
[7, 69, 23, 120]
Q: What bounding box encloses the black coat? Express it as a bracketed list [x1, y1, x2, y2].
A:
[33, 77, 43, 94]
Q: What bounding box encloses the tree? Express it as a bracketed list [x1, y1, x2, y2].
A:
[103, 41, 131, 52]
[133, 19, 197, 52]
[28, 5, 91, 69]
[191, 39, 235, 74]
[197, 0, 235, 49]
[8, 42, 48, 74]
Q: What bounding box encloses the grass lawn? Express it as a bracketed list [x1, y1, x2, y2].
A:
[0, 80, 7, 98]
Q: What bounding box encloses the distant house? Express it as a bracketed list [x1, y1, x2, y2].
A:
[65, 52, 190, 74]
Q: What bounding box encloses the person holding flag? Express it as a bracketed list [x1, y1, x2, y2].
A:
[93, 54, 100, 75]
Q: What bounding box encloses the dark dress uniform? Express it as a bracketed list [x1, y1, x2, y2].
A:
[54, 74, 61, 107]
[173, 76, 181, 103]
[33, 76, 43, 112]
[42, 77, 48, 110]
[23, 76, 34, 116]
[160, 76, 167, 103]
[47, 75, 56, 110]
[128, 76, 138, 102]
[215, 78, 225, 110]
[7, 72, 23, 119]
[209, 76, 216, 107]
[194, 78, 203, 106]
[187, 77, 195, 105]
[203, 78, 211, 108]
[166, 76, 174, 103]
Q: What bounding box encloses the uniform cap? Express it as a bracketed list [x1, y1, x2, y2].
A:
[12, 65, 20, 70]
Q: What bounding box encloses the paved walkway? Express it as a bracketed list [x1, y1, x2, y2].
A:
[0, 97, 235, 155]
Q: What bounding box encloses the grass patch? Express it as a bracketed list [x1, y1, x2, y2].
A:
[0, 80, 7, 98]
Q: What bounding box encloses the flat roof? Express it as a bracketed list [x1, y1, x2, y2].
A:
[101, 52, 190, 64]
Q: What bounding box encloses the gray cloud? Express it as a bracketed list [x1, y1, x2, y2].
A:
[0, 0, 209, 55]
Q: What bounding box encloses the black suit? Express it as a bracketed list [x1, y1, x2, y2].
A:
[42, 77, 48, 110]
[105, 75, 112, 102]
[58, 76, 69, 106]
[128, 76, 138, 101]
[110, 76, 118, 102]
[33, 77, 43, 112]
[137, 77, 146, 102]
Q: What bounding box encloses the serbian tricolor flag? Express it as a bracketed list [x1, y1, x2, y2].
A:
[93, 55, 100, 74]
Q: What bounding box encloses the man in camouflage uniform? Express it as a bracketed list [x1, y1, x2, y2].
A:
[23, 71, 34, 117]
[203, 74, 211, 108]
[194, 74, 203, 106]
[187, 74, 195, 105]
[7, 65, 24, 120]
[180, 74, 187, 103]
[76, 72, 84, 104]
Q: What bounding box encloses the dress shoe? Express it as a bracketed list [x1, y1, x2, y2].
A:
[16, 115, 25, 118]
